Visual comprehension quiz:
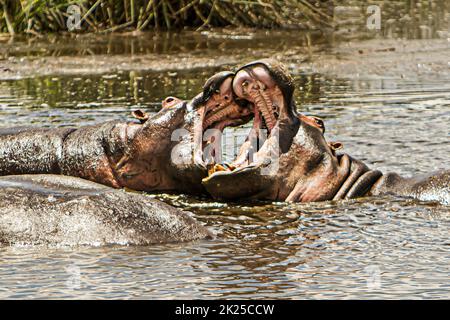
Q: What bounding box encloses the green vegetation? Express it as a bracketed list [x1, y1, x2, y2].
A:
[1, 1, 448, 36]
[0, 0, 333, 34]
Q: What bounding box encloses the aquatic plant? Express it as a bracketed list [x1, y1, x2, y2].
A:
[1, 1, 448, 35]
[0, 0, 334, 34]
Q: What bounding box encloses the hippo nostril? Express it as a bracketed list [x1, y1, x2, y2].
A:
[224, 95, 229, 100]
[314, 118, 325, 132]
[313, 118, 323, 127]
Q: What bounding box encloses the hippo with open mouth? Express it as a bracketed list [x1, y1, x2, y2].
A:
[202, 59, 450, 205]
[0, 72, 252, 194]
[0, 174, 213, 246]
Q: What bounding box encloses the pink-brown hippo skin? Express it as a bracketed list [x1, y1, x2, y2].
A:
[0, 72, 252, 195]
[202, 59, 449, 205]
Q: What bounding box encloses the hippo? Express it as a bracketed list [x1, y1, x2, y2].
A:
[0, 72, 252, 194]
[202, 59, 450, 205]
[0, 174, 213, 246]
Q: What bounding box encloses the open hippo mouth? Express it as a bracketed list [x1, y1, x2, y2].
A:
[201, 59, 299, 179]
[201, 71, 253, 132]
[201, 61, 380, 202]
[193, 71, 254, 167]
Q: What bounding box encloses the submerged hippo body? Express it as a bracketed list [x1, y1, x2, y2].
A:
[0, 73, 253, 194]
[0, 175, 213, 246]
[369, 170, 449, 204]
[202, 59, 450, 205]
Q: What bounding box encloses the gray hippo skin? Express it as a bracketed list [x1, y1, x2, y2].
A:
[0, 175, 213, 246]
[202, 59, 449, 205]
[0, 73, 252, 194]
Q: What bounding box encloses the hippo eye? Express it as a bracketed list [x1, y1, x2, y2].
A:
[242, 81, 248, 87]
[214, 89, 220, 94]
[224, 95, 229, 100]
[165, 97, 174, 103]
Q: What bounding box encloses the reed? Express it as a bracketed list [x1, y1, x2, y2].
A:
[1, 1, 447, 35]
[0, 0, 334, 34]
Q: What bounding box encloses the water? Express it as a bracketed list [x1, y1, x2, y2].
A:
[0, 27, 449, 298]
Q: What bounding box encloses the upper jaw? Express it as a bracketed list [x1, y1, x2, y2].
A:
[196, 71, 253, 130]
[204, 59, 299, 176]
[232, 59, 298, 135]
[182, 60, 298, 175]
[189, 72, 254, 168]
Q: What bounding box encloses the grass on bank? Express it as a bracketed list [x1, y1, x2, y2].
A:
[0, 0, 334, 35]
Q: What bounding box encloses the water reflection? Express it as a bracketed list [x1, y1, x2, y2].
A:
[0, 30, 321, 59]
[0, 195, 447, 299]
[334, 0, 450, 40]
[0, 11, 450, 299]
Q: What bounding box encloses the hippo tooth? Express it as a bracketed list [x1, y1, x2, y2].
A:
[252, 90, 276, 132]
[204, 104, 239, 128]
[259, 89, 277, 129]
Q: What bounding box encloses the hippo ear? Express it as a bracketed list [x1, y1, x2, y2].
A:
[132, 110, 149, 124]
[162, 96, 183, 109]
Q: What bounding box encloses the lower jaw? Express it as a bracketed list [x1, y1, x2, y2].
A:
[205, 127, 277, 177]
[200, 107, 279, 173]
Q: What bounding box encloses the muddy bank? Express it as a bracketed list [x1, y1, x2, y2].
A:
[298, 38, 450, 79]
[0, 30, 311, 79]
[1, 35, 449, 81]
[0, 52, 240, 80]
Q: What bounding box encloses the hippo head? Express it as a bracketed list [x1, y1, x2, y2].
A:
[166, 71, 254, 187]
[202, 59, 353, 202]
[115, 70, 254, 193]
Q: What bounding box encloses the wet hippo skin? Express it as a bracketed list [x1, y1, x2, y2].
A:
[202, 59, 450, 205]
[0, 174, 213, 246]
[0, 72, 253, 195]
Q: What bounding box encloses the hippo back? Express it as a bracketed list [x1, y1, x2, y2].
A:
[0, 174, 213, 246]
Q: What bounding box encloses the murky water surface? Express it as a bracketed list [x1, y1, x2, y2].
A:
[0, 26, 449, 299]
